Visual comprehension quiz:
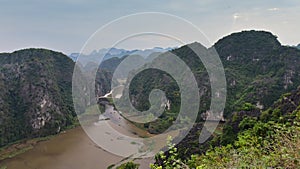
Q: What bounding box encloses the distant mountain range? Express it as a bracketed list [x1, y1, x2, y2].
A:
[68, 47, 174, 63]
[290, 44, 300, 50]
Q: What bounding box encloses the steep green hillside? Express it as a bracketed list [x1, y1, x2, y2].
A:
[150, 87, 300, 169]
[123, 31, 300, 128]
[0, 49, 76, 147]
[216, 30, 300, 114]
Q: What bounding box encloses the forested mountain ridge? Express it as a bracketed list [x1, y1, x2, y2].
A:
[124, 30, 300, 121]
[90, 30, 300, 136]
[0, 49, 77, 147]
[146, 31, 300, 168]
[215, 30, 300, 114]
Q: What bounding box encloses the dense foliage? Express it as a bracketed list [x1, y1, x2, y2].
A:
[151, 88, 300, 168]
[116, 161, 140, 169]
[0, 49, 77, 147]
[111, 31, 300, 168]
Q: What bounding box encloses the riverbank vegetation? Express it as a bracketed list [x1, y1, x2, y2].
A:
[0, 135, 54, 162]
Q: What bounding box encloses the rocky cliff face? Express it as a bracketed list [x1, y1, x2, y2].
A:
[0, 49, 76, 147]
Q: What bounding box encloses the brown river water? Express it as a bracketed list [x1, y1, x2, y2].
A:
[1, 105, 155, 169]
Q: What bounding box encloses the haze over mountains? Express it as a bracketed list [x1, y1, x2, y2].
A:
[68, 47, 174, 63]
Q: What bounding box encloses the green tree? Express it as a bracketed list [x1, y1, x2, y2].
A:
[116, 161, 139, 169]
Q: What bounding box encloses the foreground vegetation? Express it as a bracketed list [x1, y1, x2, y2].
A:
[150, 113, 300, 168]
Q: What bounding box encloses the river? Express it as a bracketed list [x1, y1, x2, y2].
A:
[1, 105, 155, 169]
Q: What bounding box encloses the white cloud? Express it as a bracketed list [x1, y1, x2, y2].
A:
[233, 13, 242, 19]
[268, 7, 280, 11]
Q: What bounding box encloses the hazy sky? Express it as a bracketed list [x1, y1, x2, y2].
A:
[1, 0, 300, 54]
